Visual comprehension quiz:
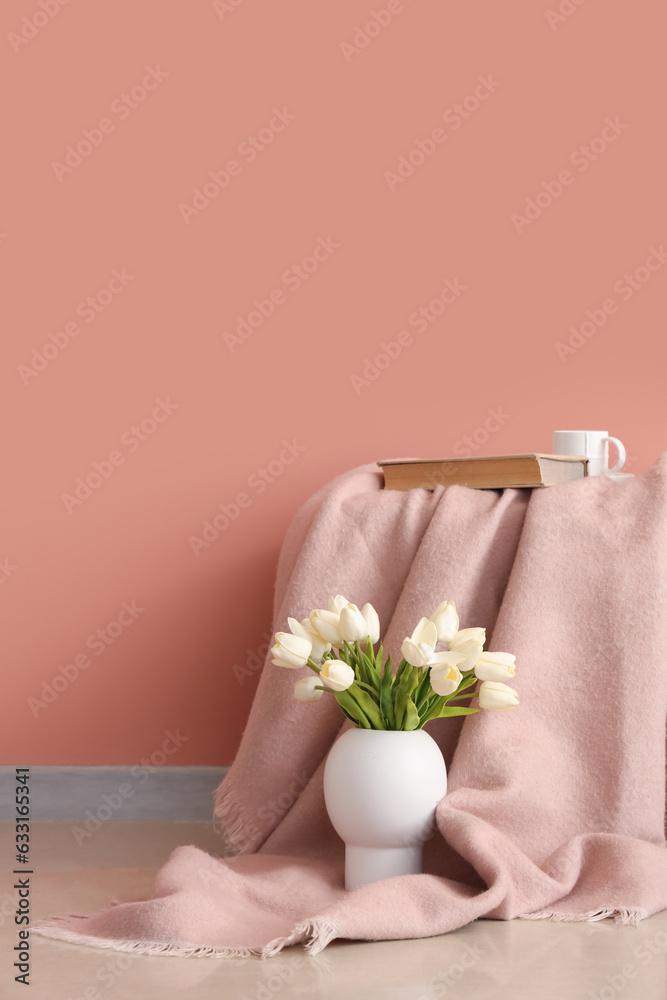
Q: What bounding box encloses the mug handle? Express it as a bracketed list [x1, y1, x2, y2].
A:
[603, 436, 626, 473]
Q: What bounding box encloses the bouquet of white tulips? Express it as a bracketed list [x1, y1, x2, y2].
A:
[271, 597, 518, 730]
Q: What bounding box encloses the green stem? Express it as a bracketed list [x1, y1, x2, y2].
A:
[420, 695, 447, 724]
[356, 640, 379, 680]
[335, 689, 371, 728]
[354, 679, 380, 696]
[416, 697, 431, 714]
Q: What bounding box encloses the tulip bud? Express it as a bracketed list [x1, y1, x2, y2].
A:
[338, 603, 369, 642]
[294, 676, 324, 703]
[429, 650, 466, 669]
[428, 600, 459, 643]
[309, 609, 343, 645]
[361, 603, 380, 644]
[430, 662, 462, 696]
[450, 627, 486, 647]
[327, 594, 349, 614]
[401, 618, 438, 667]
[474, 651, 516, 683]
[320, 659, 355, 692]
[478, 680, 519, 711]
[288, 617, 331, 662]
[448, 635, 484, 673]
[271, 632, 312, 669]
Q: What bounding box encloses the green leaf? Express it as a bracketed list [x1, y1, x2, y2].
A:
[349, 684, 386, 729]
[394, 685, 408, 729]
[404, 665, 421, 698]
[359, 648, 380, 689]
[436, 706, 479, 717]
[420, 694, 447, 724]
[380, 654, 395, 728]
[389, 665, 416, 723]
[374, 644, 384, 670]
[351, 641, 371, 689]
[334, 690, 371, 728]
[413, 668, 432, 708]
[393, 657, 410, 688]
[337, 700, 358, 725]
[403, 696, 420, 730]
[417, 693, 437, 722]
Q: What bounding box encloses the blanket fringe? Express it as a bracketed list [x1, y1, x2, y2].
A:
[32, 913, 341, 960]
[32, 918, 261, 959]
[212, 785, 256, 855]
[262, 917, 341, 958]
[519, 907, 648, 928]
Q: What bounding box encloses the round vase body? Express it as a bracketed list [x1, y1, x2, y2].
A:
[323, 728, 447, 891]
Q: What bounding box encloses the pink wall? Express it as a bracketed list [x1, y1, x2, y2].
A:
[3, 1, 665, 765]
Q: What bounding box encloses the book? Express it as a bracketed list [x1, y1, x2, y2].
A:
[378, 454, 589, 491]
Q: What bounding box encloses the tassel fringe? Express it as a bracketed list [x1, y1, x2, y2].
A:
[519, 906, 648, 927]
[32, 914, 341, 960]
[212, 785, 256, 855]
[262, 917, 341, 957]
[32, 918, 257, 958]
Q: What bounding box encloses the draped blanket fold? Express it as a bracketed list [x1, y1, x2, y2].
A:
[34, 458, 667, 957]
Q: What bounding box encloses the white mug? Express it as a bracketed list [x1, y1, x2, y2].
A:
[552, 430, 626, 477]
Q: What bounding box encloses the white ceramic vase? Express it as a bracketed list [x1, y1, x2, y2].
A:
[323, 728, 447, 891]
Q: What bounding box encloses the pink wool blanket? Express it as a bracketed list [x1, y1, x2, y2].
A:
[34, 458, 667, 957]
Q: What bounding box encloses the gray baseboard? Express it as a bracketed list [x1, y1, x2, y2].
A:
[0, 766, 227, 821]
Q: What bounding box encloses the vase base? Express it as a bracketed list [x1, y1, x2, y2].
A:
[345, 845, 423, 891]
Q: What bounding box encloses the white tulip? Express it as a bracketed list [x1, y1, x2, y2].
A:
[400, 618, 438, 668]
[449, 628, 486, 673]
[271, 632, 312, 669]
[338, 603, 369, 642]
[361, 603, 380, 644]
[474, 651, 516, 683]
[320, 659, 355, 692]
[447, 639, 483, 673]
[309, 609, 343, 645]
[478, 680, 519, 711]
[429, 650, 466, 670]
[428, 601, 459, 643]
[450, 627, 486, 646]
[327, 594, 349, 614]
[430, 662, 463, 696]
[288, 617, 331, 662]
[293, 676, 324, 703]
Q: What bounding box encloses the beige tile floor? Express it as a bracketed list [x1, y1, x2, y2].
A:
[1, 821, 665, 999]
